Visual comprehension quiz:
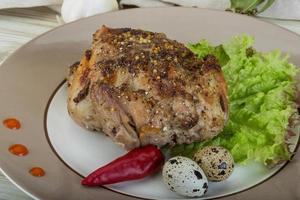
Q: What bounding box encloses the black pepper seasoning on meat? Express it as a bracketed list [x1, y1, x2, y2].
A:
[69, 61, 80, 75]
[73, 81, 90, 103]
[85, 50, 92, 60]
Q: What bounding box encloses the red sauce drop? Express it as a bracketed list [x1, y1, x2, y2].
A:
[29, 167, 45, 177]
[3, 118, 21, 130]
[9, 144, 28, 156]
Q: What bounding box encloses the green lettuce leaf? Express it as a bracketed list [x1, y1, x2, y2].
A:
[188, 41, 229, 66]
[171, 35, 298, 165]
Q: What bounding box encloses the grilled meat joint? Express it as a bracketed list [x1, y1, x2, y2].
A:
[67, 26, 229, 150]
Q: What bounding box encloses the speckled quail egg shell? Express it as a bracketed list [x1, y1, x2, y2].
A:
[162, 156, 208, 197]
[194, 146, 234, 181]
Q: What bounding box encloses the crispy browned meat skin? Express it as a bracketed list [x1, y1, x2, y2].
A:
[67, 26, 229, 150]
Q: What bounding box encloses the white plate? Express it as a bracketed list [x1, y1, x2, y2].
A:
[0, 7, 299, 200]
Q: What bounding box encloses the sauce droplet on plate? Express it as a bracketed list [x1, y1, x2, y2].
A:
[9, 144, 28, 156]
[3, 118, 21, 130]
[29, 167, 45, 177]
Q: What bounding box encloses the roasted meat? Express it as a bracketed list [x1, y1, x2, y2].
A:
[67, 26, 228, 150]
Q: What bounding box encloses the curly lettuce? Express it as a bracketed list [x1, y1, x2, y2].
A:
[171, 35, 298, 165]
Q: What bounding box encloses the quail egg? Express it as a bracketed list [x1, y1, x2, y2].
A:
[193, 146, 234, 181]
[162, 156, 208, 197]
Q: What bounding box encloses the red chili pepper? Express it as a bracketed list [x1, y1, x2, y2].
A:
[81, 145, 164, 186]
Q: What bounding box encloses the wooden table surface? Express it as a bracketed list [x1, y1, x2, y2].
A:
[0, 6, 299, 200]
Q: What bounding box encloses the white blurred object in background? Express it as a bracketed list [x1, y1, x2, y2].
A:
[258, 0, 300, 20]
[0, 0, 62, 9]
[61, 0, 119, 23]
[161, 0, 230, 10]
[120, 0, 300, 20]
[120, 0, 173, 7]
